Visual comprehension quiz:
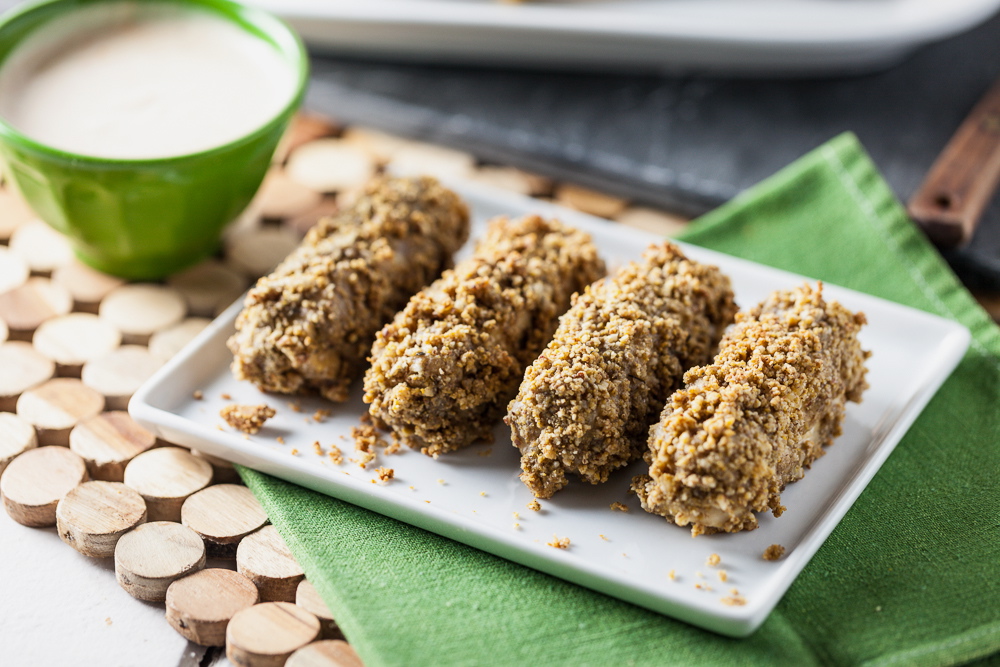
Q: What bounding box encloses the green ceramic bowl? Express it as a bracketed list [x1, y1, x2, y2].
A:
[0, 0, 308, 280]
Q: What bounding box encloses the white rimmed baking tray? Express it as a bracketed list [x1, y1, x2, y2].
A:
[245, 0, 1000, 74]
[130, 181, 970, 636]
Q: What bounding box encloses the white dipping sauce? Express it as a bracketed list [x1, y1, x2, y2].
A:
[0, 4, 296, 159]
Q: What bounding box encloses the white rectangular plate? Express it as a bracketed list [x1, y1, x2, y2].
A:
[131, 182, 970, 637]
[246, 0, 1000, 75]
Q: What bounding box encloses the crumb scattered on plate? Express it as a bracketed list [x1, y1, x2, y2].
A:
[610, 502, 629, 512]
[718, 570, 728, 582]
[328, 446, 343, 465]
[547, 535, 570, 549]
[192, 390, 203, 400]
[220, 404, 276, 434]
[290, 448, 299, 455]
[706, 553, 721, 567]
[668, 569, 676, 581]
[375, 467, 394, 482]
[527, 499, 541, 512]
[276, 436, 285, 444]
[721, 594, 747, 606]
[763, 544, 786, 561]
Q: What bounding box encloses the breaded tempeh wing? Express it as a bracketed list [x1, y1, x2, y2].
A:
[364, 215, 606, 456]
[507, 243, 737, 499]
[227, 176, 470, 402]
[633, 283, 869, 536]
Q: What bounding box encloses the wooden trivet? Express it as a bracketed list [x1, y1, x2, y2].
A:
[0, 187, 37, 242]
[32, 312, 122, 377]
[258, 167, 324, 219]
[296, 579, 342, 640]
[190, 448, 242, 485]
[56, 480, 146, 557]
[0, 341, 54, 412]
[0, 412, 37, 476]
[237, 524, 305, 603]
[69, 411, 156, 482]
[123, 446, 213, 522]
[226, 226, 301, 278]
[8, 219, 73, 275]
[0, 446, 88, 527]
[181, 483, 268, 558]
[226, 601, 321, 667]
[98, 284, 186, 345]
[16, 377, 105, 446]
[114, 520, 206, 602]
[286, 640, 364, 667]
[555, 182, 629, 219]
[81, 344, 164, 410]
[148, 318, 212, 362]
[166, 261, 247, 318]
[51, 259, 126, 313]
[0, 277, 72, 339]
[285, 139, 376, 193]
[389, 142, 475, 181]
[0, 245, 29, 294]
[165, 568, 259, 647]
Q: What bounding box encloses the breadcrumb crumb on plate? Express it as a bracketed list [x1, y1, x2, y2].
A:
[131, 180, 970, 638]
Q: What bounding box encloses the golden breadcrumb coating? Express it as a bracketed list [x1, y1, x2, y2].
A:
[227, 176, 470, 402]
[507, 243, 737, 498]
[364, 215, 605, 456]
[633, 283, 869, 535]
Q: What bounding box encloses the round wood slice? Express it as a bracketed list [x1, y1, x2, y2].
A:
[190, 448, 242, 485]
[389, 143, 476, 181]
[615, 206, 688, 237]
[237, 524, 305, 603]
[340, 126, 415, 163]
[81, 345, 163, 410]
[167, 261, 247, 318]
[33, 313, 121, 377]
[555, 183, 629, 219]
[226, 226, 300, 279]
[286, 640, 364, 667]
[148, 318, 212, 363]
[296, 579, 342, 640]
[0, 341, 54, 412]
[123, 447, 213, 522]
[56, 480, 146, 557]
[0, 412, 37, 476]
[0, 277, 72, 339]
[51, 259, 125, 313]
[467, 166, 549, 196]
[98, 284, 187, 345]
[165, 568, 259, 647]
[0, 188, 38, 242]
[114, 521, 206, 602]
[274, 112, 340, 163]
[182, 484, 268, 559]
[0, 246, 29, 294]
[0, 317, 6, 345]
[8, 219, 73, 275]
[0, 446, 88, 526]
[226, 601, 320, 667]
[259, 167, 324, 219]
[16, 378, 105, 446]
[285, 139, 375, 193]
[69, 411, 156, 482]
[283, 198, 339, 237]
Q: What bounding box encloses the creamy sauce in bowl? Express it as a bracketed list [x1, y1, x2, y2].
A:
[0, 3, 297, 160]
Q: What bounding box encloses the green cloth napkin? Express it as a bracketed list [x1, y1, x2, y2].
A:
[239, 132, 1000, 667]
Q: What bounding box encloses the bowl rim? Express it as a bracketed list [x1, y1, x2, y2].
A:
[0, 0, 309, 166]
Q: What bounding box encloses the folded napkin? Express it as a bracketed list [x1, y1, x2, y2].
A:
[240, 133, 1000, 666]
